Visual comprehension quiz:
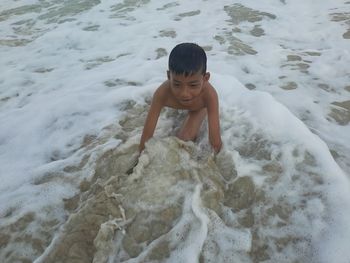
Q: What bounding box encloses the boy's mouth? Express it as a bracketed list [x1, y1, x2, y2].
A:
[180, 98, 193, 104]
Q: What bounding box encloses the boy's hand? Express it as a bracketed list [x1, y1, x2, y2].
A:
[210, 135, 222, 154]
[211, 141, 222, 154]
[126, 152, 140, 175]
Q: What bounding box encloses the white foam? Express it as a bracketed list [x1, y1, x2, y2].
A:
[167, 185, 209, 263]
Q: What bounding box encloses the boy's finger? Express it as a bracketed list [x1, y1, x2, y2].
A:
[126, 154, 139, 175]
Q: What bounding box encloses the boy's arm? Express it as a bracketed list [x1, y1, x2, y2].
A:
[207, 87, 222, 153]
[139, 86, 164, 152]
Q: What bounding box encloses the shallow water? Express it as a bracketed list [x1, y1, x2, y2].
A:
[31, 131, 335, 262]
[1, 0, 350, 262]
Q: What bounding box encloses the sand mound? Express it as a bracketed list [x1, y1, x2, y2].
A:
[37, 133, 326, 262]
[40, 137, 241, 262]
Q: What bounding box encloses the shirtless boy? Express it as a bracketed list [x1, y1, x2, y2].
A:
[139, 43, 222, 153]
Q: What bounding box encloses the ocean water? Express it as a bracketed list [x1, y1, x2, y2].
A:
[0, 0, 350, 262]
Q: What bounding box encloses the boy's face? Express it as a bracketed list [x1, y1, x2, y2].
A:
[167, 71, 210, 106]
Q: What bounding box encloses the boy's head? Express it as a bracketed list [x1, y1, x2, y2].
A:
[168, 43, 207, 76]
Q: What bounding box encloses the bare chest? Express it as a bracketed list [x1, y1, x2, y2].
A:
[164, 95, 206, 111]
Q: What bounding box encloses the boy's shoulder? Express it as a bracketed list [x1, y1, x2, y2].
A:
[204, 81, 218, 99]
[151, 80, 171, 106]
[154, 80, 170, 97]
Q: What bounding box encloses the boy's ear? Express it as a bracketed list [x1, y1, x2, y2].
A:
[204, 72, 210, 81]
[167, 70, 170, 80]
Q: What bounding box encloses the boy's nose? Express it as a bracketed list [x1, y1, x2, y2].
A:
[180, 88, 190, 98]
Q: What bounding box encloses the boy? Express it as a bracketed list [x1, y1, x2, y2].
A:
[139, 43, 222, 153]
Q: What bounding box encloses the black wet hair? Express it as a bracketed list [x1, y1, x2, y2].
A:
[168, 43, 207, 76]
